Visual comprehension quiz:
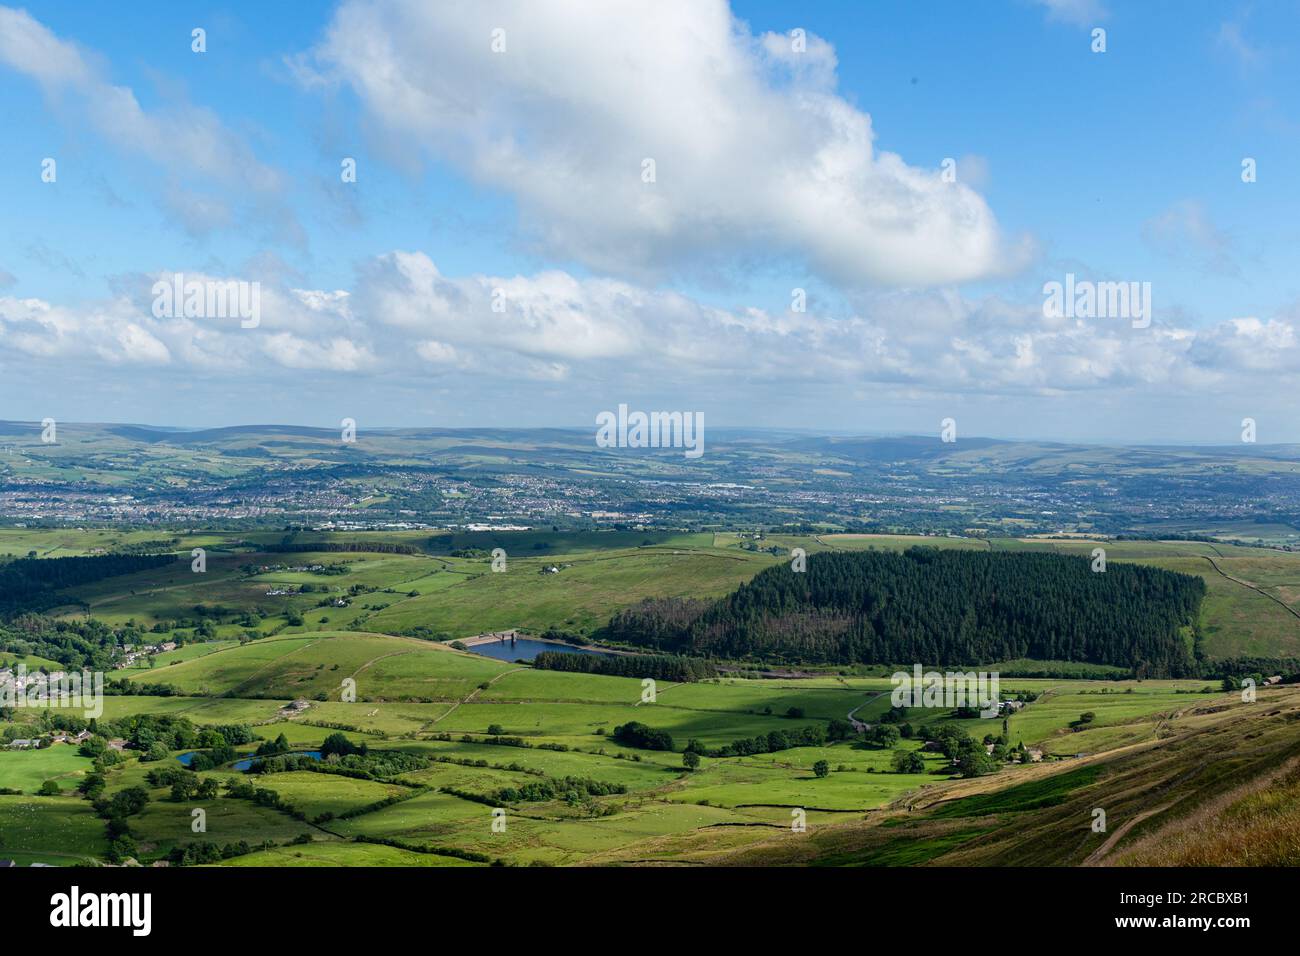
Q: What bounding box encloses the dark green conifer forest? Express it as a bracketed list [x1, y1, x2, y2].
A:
[605, 548, 1204, 676]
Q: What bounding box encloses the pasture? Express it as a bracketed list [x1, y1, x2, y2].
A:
[0, 746, 93, 792]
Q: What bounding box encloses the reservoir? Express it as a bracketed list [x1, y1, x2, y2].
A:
[465, 637, 612, 663]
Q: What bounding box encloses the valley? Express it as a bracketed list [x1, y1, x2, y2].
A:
[2, 526, 1297, 867]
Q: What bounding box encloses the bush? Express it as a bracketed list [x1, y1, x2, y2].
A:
[891, 750, 926, 774]
[611, 721, 674, 752]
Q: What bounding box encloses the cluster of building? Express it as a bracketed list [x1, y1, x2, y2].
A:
[5, 728, 93, 750]
[253, 563, 327, 574]
[113, 642, 176, 669]
[0, 666, 77, 698]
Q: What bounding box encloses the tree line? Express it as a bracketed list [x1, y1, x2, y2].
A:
[530, 650, 717, 682]
[252, 539, 421, 555]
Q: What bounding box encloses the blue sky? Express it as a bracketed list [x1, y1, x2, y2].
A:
[1, 0, 1298, 442]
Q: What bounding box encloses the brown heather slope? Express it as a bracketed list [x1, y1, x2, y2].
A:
[648, 686, 1300, 867]
[1112, 754, 1300, 866]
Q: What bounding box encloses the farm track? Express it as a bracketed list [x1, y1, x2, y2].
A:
[630, 546, 757, 564]
[221, 637, 322, 697]
[1079, 729, 1300, 866]
[847, 691, 888, 731]
[1201, 555, 1300, 622]
[1082, 800, 1177, 865]
[425, 665, 528, 728]
[348, 650, 414, 684]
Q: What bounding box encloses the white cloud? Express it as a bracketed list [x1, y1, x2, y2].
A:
[1031, 0, 1108, 27]
[0, 295, 172, 365]
[1141, 200, 1239, 277]
[0, 268, 361, 373]
[1216, 21, 1265, 69]
[302, 0, 1028, 287]
[260, 333, 375, 372]
[0, 6, 96, 87]
[5, 254, 1299, 411]
[0, 6, 291, 238]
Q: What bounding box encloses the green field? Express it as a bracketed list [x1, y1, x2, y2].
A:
[0, 795, 109, 864]
[0, 746, 94, 793]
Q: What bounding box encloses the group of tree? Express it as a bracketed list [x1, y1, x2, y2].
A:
[257, 539, 419, 555]
[610, 721, 674, 751]
[167, 840, 258, 866]
[255, 733, 292, 757]
[144, 766, 220, 801]
[604, 548, 1205, 676]
[493, 775, 626, 803]
[88, 784, 150, 864]
[929, 724, 1003, 777]
[320, 732, 367, 758]
[531, 650, 717, 682]
[263, 749, 429, 781]
[1, 615, 124, 672]
[684, 723, 831, 758]
[0, 553, 176, 615]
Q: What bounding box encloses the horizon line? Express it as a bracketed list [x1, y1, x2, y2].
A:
[0, 419, 1292, 450]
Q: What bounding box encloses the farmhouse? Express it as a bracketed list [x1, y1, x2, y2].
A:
[7, 739, 38, 749]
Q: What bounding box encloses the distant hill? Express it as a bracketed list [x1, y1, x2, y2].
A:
[2, 420, 1299, 541]
[782, 434, 1010, 462]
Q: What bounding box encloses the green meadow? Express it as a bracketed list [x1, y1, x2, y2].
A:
[0, 746, 94, 792]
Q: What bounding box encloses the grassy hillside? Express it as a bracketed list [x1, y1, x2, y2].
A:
[128, 632, 512, 699]
[7, 528, 1293, 661]
[693, 685, 1300, 867]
